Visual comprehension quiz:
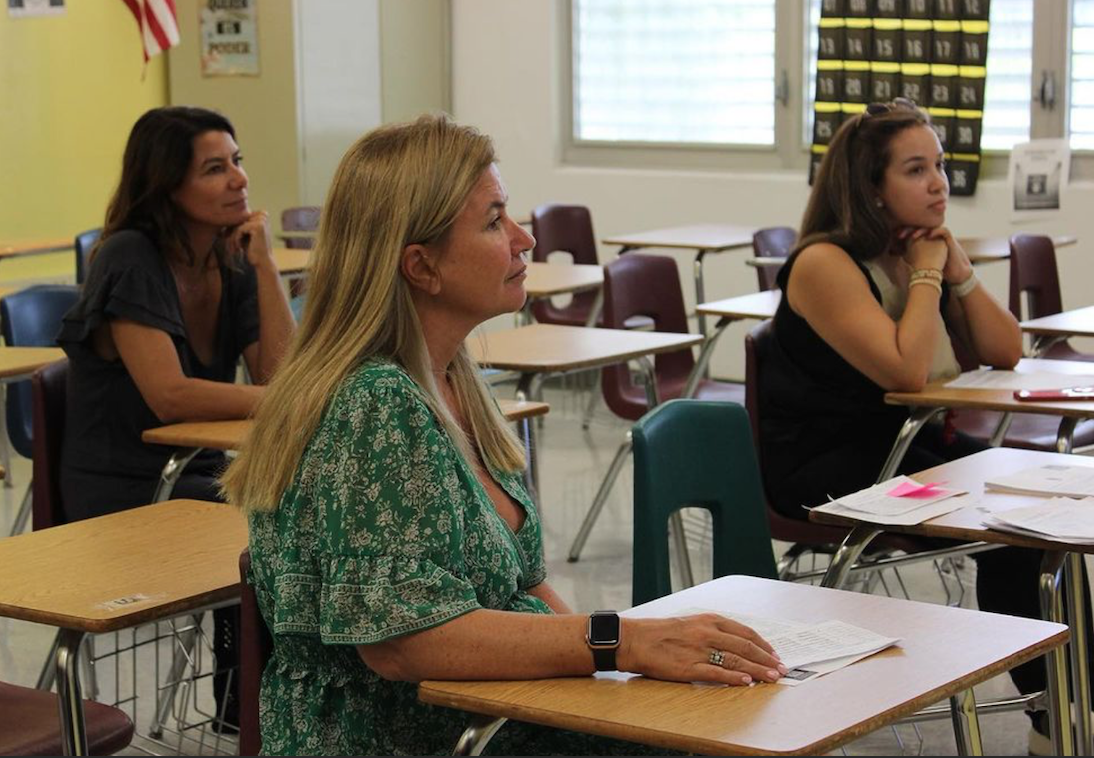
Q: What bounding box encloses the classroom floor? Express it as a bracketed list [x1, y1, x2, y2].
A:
[0, 376, 1054, 755]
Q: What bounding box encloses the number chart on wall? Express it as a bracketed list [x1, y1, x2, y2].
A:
[811, 0, 990, 195]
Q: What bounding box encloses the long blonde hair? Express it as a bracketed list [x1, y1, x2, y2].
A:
[221, 115, 526, 513]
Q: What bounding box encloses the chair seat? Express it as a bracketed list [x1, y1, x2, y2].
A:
[951, 409, 1094, 451]
[0, 681, 134, 756]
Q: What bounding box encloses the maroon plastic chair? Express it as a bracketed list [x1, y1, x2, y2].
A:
[0, 681, 134, 756]
[744, 319, 952, 575]
[568, 254, 745, 561]
[751, 226, 796, 292]
[278, 206, 320, 250]
[529, 204, 603, 326]
[238, 550, 273, 757]
[31, 359, 68, 531]
[1009, 233, 1093, 362]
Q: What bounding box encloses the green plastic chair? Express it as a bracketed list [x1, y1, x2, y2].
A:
[632, 399, 778, 606]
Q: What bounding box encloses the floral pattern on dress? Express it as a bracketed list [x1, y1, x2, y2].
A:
[248, 360, 656, 756]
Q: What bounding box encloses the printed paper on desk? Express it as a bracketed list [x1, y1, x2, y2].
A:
[813, 493, 974, 526]
[986, 465, 1094, 498]
[946, 368, 1094, 391]
[827, 476, 965, 517]
[984, 497, 1094, 543]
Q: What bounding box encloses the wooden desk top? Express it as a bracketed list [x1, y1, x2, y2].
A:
[959, 234, 1076, 263]
[469, 324, 702, 373]
[0, 499, 247, 634]
[1022, 305, 1094, 339]
[886, 358, 1094, 417]
[747, 235, 1077, 267]
[524, 262, 602, 298]
[142, 400, 551, 450]
[273, 247, 310, 275]
[420, 575, 1066, 755]
[810, 447, 1094, 552]
[0, 237, 73, 258]
[602, 224, 756, 252]
[0, 346, 64, 380]
[696, 290, 780, 321]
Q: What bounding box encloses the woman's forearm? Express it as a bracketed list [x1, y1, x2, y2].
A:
[949, 285, 1022, 368]
[251, 263, 295, 383]
[153, 377, 263, 423]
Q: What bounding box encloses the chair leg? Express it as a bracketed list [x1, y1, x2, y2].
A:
[581, 383, 600, 430]
[149, 613, 204, 739]
[9, 480, 31, 535]
[568, 433, 632, 563]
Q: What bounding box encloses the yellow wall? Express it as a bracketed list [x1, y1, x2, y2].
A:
[0, 1, 167, 281]
[169, 0, 301, 226]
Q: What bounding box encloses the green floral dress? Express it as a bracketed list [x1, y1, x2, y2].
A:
[247, 360, 652, 756]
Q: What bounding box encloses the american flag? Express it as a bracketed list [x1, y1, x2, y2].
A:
[121, 0, 180, 63]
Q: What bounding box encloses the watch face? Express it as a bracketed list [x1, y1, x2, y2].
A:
[588, 612, 620, 646]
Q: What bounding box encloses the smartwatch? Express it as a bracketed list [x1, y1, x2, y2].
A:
[586, 610, 621, 671]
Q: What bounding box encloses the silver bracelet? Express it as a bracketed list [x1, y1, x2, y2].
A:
[950, 271, 978, 298]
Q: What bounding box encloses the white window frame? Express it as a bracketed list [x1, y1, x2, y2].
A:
[562, 0, 1094, 179]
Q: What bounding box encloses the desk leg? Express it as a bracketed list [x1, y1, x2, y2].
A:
[819, 526, 881, 589]
[56, 628, 88, 756]
[515, 373, 541, 500]
[694, 249, 710, 342]
[1067, 552, 1093, 756]
[988, 413, 1014, 447]
[153, 447, 202, 502]
[1041, 550, 1076, 757]
[452, 714, 507, 756]
[1032, 335, 1066, 358]
[683, 317, 731, 399]
[569, 432, 631, 563]
[877, 408, 943, 483]
[584, 289, 604, 328]
[950, 688, 984, 756]
[1057, 417, 1079, 455]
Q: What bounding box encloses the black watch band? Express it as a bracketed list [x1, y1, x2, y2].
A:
[591, 646, 617, 672]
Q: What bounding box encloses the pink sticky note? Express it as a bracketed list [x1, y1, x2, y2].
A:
[887, 481, 944, 498]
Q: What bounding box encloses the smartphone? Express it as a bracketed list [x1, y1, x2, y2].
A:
[1014, 387, 1094, 401]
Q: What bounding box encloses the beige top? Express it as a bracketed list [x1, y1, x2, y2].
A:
[862, 258, 960, 383]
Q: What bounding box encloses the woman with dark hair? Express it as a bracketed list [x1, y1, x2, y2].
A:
[757, 98, 1063, 752]
[57, 105, 295, 728]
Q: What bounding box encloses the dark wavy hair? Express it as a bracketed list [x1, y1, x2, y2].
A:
[98, 106, 237, 266]
[796, 98, 932, 262]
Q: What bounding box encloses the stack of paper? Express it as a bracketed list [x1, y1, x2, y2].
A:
[985, 465, 1094, 498]
[983, 497, 1094, 545]
[809, 476, 970, 526]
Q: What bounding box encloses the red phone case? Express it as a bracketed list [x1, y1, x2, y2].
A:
[1014, 387, 1094, 401]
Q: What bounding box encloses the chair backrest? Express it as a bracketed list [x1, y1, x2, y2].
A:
[74, 228, 102, 285]
[239, 549, 273, 757]
[280, 206, 321, 250]
[31, 359, 69, 531]
[632, 399, 778, 606]
[529, 204, 601, 324]
[1008, 233, 1062, 320]
[600, 254, 694, 421]
[751, 226, 796, 292]
[2, 285, 79, 459]
[744, 320, 860, 547]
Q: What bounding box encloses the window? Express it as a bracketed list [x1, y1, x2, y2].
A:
[573, 0, 777, 145]
[567, 0, 1094, 172]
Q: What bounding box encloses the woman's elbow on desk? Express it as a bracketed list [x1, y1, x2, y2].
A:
[356, 640, 417, 682]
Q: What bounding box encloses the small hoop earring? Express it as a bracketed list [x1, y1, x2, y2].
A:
[875, 198, 885, 209]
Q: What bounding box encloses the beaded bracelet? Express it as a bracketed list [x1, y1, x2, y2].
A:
[909, 268, 944, 284]
[950, 271, 979, 298]
[909, 278, 943, 294]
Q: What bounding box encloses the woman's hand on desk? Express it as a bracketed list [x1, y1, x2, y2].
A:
[226, 210, 276, 273]
[619, 613, 786, 686]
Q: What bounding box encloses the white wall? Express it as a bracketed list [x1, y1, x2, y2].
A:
[295, 0, 383, 204]
[451, 0, 1094, 380]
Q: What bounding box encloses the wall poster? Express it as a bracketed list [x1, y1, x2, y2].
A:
[200, 0, 259, 77]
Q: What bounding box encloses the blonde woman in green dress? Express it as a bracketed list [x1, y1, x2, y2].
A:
[221, 115, 785, 756]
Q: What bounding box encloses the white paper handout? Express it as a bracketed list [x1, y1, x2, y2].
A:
[1008, 139, 1070, 221]
[808, 476, 968, 525]
[946, 369, 1094, 391]
[983, 497, 1094, 544]
[985, 465, 1094, 498]
[604, 607, 900, 687]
